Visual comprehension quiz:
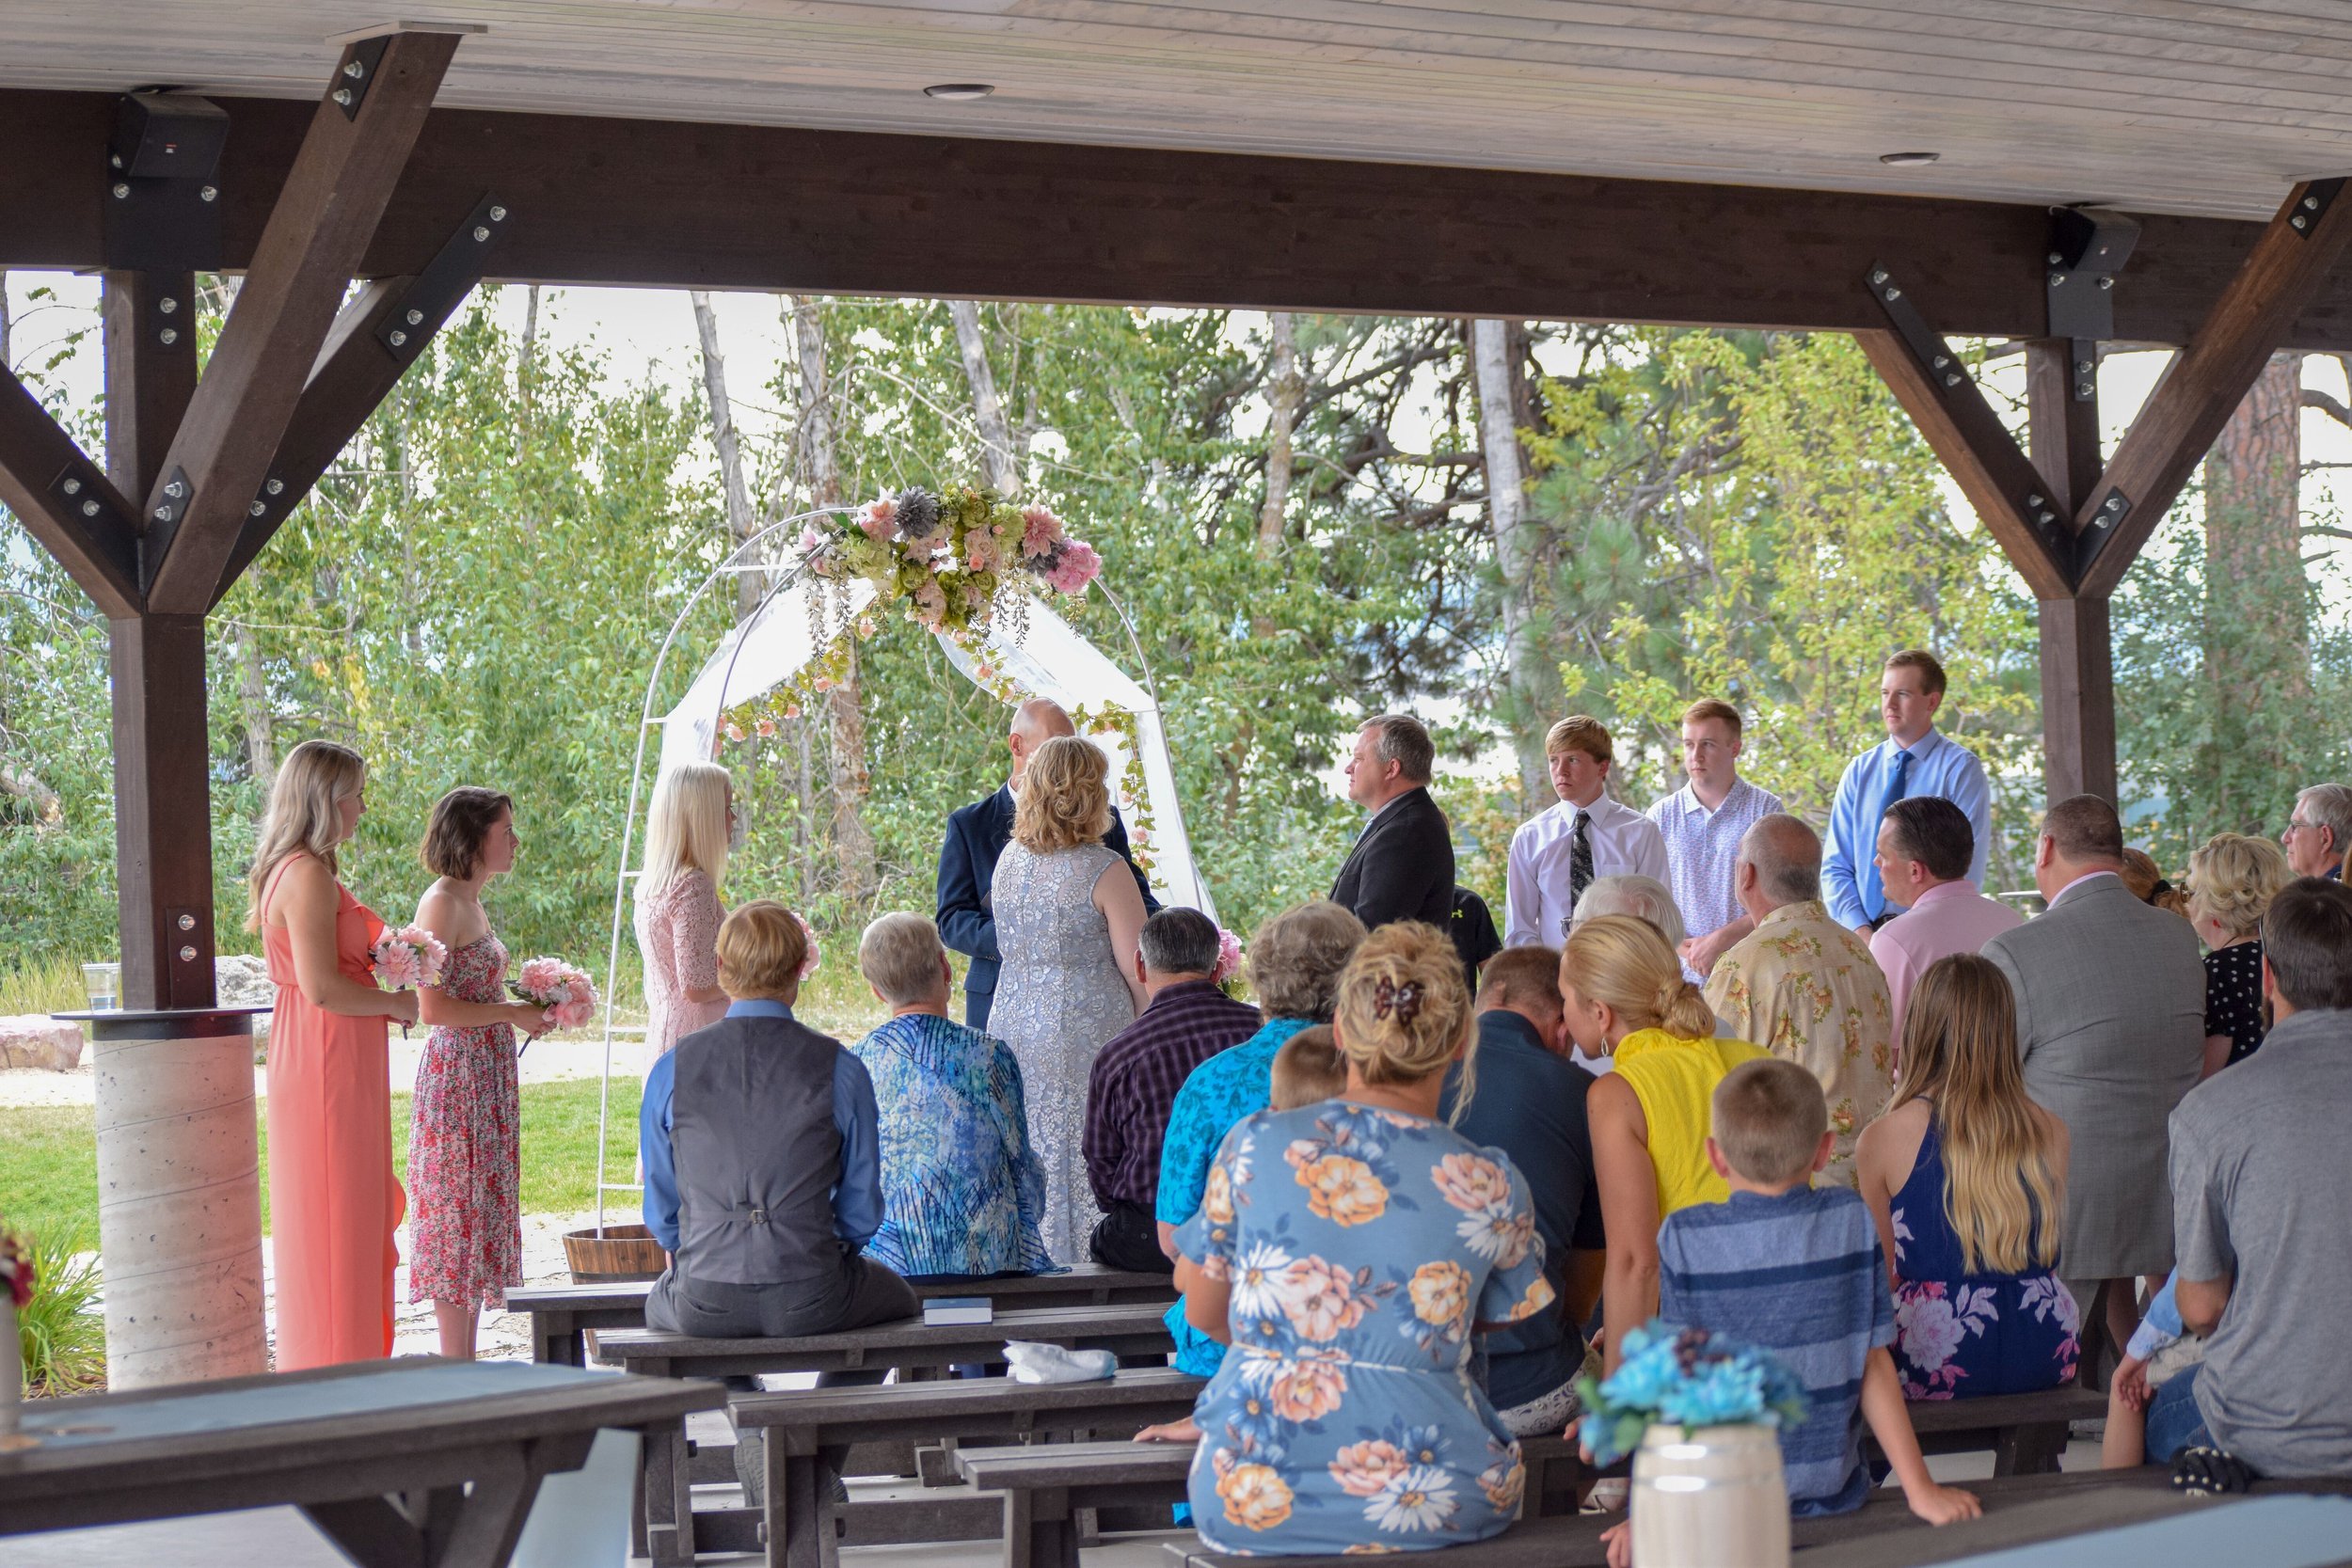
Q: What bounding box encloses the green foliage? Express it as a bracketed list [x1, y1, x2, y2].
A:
[11, 1225, 103, 1396]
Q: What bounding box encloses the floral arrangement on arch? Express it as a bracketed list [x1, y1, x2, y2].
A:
[800, 484, 1100, 640]
[1575, 1321, 1811, 1466]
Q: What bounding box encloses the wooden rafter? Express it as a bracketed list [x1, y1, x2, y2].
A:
[142, 31, 459, 613]
[2075, 176, 2352, 596]
[102, 269, 199, 505]
[0, 363, 143, 618]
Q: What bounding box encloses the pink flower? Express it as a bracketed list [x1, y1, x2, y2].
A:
[1212, 927, 1244, 984]
[1131, 827, 1152, 848]
[912, 579, 948, 629]
[858, 498, 898, 540]
[1021, 505, 1064, 560]
[371, 925, 448, 991]
[1047, 539, 1101, 594]
[516, 957, 598, 1030]
[798, 525, 827, 557]
[813, 674, 834, 692]
[784, 704, 802, 720]
[856, 617, 877, 640]
[724, 721, 746, 742]
[755, 718, 777, 737]
[966, 530, 1003, 575]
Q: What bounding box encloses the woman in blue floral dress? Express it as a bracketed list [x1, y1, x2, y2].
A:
[1855, 955, 2079, 1400]
[1169, 922, 1554, 1555]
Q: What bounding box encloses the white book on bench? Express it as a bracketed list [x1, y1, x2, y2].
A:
[924, 1297, 993, 1325]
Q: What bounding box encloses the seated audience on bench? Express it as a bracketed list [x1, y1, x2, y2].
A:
[1574, 913, 1768, 1370]
[1156, 899, 1367, 1376]
[2184, 832, 2292, 1077]
[2141, 877, 2352, 1478]
[1855, 954, 2078, 1399]
[1269, 1025, 1345, 1110]
[1085, 908, 1267, 1273]
[850, 911, 1051, 1280]
[1605, 1059, 1977, 1564]
[1169, 920, 1555, 1556]
[641, 898, 918, 1340]
[2102, 1270, 2192, 1468]
[1442, 944, 1608, 1437]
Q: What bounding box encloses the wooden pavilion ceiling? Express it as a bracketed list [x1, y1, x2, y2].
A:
[3, 0, 2349, 223]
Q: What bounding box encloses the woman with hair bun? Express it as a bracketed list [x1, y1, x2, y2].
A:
[1166, 922, 1554, 1556]
[1571, 913, 1771, 1370]
[2185, 832, 2292, 1074]
[248, 739, 416, 1369]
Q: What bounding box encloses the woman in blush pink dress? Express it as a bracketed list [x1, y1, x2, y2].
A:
[250, 740, 417, 1370]
[634, 762, 737, 1073]
[407, 787, 552, 1359]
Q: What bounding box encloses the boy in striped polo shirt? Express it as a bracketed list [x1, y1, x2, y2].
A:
[1658, 1060, 1979, 1524]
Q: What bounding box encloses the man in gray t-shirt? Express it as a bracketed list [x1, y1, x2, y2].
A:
[2160, 877, 2352, 1475]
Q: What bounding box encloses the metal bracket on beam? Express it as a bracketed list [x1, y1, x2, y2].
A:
[2288, 180, 2344, 238]
[140, 465, 194, 589]
[103, 92, 227, 273]
[47, 460, 142, 586]
[375, 194, 510, 364]
[2074, 487, 2132, 581]
[2046, 206, 2138, 343]
[330, 36, 393, 120]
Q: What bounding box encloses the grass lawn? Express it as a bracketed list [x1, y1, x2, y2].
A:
[0, 1076, 644, 1251]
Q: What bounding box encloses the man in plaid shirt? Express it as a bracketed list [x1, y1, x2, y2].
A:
[1083, 908, 1263, 1272]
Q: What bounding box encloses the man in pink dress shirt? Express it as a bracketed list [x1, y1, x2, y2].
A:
[1867, 797, 2023, 1049]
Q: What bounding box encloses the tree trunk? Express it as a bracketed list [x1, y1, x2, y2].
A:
[517, 283, 540, 424]
[1258, 312, 1302, 552]
[2201, 351, 2308, 825]
[232, 623, 275, 782]
[1472, 317, 1549, 803]
[949, 299, 1019, 495]
[0, 270, 10, 368]
[691, 291, 760, 619]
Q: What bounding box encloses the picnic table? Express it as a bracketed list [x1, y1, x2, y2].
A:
[0, 1356, 723, 1568]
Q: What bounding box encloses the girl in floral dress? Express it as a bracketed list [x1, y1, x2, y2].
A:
[409, 788, 550, 1359]
[1855, 954, 2079, 1399]
[1167, 921, 1554, 1556]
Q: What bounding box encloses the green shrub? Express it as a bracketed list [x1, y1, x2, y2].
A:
[12, 1226, 103, 1396]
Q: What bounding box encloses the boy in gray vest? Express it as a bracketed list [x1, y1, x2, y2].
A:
[642, 899, 917, 1494]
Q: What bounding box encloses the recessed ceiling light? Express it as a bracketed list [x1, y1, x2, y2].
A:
[1879, 150, 1941, 166]
[924, 84, 995, 102]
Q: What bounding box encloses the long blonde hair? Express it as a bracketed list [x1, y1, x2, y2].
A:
[1892, 954, 2064, 1275]
[245, 739, 366, 929]
[1012, 736, 1110, 853]
[1330, 921, 1476, 1121]
[642, 762, 731, 899]
[1560, 914, 1716, 1040]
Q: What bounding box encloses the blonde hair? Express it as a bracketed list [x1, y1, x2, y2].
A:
[1012, 736, 1111, 852]
[246, 739, 367, 929]
[1249, 900, 1368, 1021]
[1271, 1025, 1347, 1111]
[1544, 714, 1613, 765]
[1330, 922, 1475, 1119]
[1892, 955, 2065, 1275]
[2186, 832, 2292, 942]
[643, 763, 731, 900]
[1560, 914, 1716, 1040]
[859, 911, 946, 1006]
[718, 900, 809, 1000]
[1711, 1058, 1827, 1186]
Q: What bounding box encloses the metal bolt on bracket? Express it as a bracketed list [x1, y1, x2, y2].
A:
[177, 913, 196, 931]
[112, 182, 130, 198]
[2293, 216, 2309, 230]
[1869, 268, 1888, 285]
[159, 296, 178, 313]
[2048, 272, 2065, 286]
[2308, 196, 2322, 211]
[472, 225, 491, 242]
[489, 205, 508, 222]
[152, 506, 170, 521]
[343, 58, 366, 78]
[266, 478, 284, 496]
[2076, 384, 2093, 398]
[248, 500, 266, 516]
[165, 480, 184, 499]
[80, 499, 99, 517]
[178, 945, 198, 963]
[332, 87, 354, 106]
[1932, 355, 1949, 369]
[389, 330, 408, 346]
[2047, 252, 2062, 264]
[2098, 277, 2114, 290]
[2027, 494, 2044, 507]
[159, 327, 177, 345]
[62, 478, 81, 496]
[199, 185, 216, 202]
[1943, 372, 1962, 387]
[2038, 511, 2056, 525]
[405, 309, 423, 325]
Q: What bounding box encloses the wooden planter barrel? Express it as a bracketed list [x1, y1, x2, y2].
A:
[562, 1224, 665, 1284]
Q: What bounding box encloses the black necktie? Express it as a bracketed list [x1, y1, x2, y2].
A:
[1567, 810, 1595, 931]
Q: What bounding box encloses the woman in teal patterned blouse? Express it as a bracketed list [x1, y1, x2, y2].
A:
[1168, 921, 1553, 1555]
[851, 913, 1050, 1277]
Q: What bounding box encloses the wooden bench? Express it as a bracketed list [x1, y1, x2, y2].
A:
[508, 1264, 1179, 1367]
[595, 1301, 1176, 1563]
[1884, 1385, 2109, 1477]
[720, 1368, 1207, 1568]
[958, 1433, 1589, 1568]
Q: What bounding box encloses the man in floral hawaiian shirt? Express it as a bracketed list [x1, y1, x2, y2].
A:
[1702, 815, 1895, 1186]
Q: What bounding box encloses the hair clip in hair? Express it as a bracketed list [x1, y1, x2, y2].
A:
[1373, 977, 1423, 1023]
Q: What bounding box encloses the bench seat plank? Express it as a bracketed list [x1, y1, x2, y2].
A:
[595, 1301, 1175, 1379]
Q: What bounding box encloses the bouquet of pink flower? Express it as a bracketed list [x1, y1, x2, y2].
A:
[1211, 927, 1245, 986]
[370, 924, 448, 994]
[511, 957, 597, 1031]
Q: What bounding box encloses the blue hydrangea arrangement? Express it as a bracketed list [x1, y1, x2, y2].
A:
[1575, 1321, 1811, 1466]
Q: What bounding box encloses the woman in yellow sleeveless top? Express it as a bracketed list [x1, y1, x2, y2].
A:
[1567, 915, 1768, 1370]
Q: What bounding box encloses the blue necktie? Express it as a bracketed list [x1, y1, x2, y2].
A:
[1865, 749, 1913, 923]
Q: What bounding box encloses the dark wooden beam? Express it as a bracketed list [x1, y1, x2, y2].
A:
[142, 33, 459, 613]
[3, 90, 2351, 348]
[110, 612, 216, 1010]
[102, 270, 199, 505]
[0, 364, 144, 618]
[2024, 341, 2103, 517]
[2037, 597, 2119, 805]
[1854, 320, 2073, 601]
[2076, 178, 2352, 597]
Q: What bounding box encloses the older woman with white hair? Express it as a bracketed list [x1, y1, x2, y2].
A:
[1568, 875, 1731, 1064]
[635, 761, 737, 1073]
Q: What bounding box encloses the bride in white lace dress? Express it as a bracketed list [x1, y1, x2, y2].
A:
[989, 736, 1150, 1261]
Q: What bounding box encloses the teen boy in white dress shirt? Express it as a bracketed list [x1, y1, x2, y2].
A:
[1505, 716, 1669, 947]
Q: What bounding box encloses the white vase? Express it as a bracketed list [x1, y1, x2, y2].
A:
[1629, 1422, 1790, 1568]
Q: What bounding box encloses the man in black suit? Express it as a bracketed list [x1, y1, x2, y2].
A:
[1329, 714, 1456, 937]
[937, 698, 1159, 1031]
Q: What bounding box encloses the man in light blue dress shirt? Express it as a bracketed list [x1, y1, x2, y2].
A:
[1821, 650, 1992, 935]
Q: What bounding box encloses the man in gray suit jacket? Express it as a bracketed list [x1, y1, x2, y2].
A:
[1981, 795, 2204, 1374]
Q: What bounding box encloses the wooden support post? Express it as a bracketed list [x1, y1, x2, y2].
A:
[103, 269, 199, 508]
[2024, 339, 2117, 804]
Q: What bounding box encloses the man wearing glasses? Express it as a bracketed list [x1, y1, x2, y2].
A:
[2283, 784, 2352, 880]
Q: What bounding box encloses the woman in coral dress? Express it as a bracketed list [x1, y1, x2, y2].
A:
[408, 788, 552, 1358]
[250, 740, 417, 1370]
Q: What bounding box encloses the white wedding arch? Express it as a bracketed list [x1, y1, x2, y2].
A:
[591, 507, 1215, 1228]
